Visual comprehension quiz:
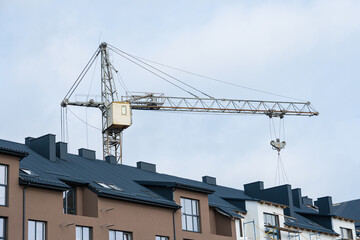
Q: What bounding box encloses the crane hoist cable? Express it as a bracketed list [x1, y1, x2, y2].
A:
[112, 50, 308, 102]
[107, 47, 199, 98]
[107, 44, 213, 99]
[63, 47, 100, 102]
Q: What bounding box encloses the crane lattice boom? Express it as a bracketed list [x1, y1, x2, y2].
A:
[61, 42, 319, 164]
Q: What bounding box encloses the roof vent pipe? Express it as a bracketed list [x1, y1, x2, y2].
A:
[78, 148, 96, 160]
[136, 161, 156, 172]
[105, 155, 117, 164]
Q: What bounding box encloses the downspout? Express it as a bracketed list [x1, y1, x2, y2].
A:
[172, 209, 177, 240]
[23, 183, 30, 240]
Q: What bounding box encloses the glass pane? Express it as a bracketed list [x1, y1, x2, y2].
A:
[193, 216, 199, 232]
[181, 215, 186, 230]
[0, 218, 4, 237]
[180, 198, 185, 213]
[185, 199, 192, 214]
[36, 222, 44, 240]
[109, 230, 115, 240]
[192, 200, 198, 215]
[67, 189, 75, 212]
[156, 237, 160, 240]
[186, 215, 193, 231]
[124, 233, 130, 240]
[116, 231, 123, 239]
[0, 186, 6, 205]
[83, 227, 90, 240]
[28, 221, 35, 240]
[76, 227, 82, 240]
[0, 165, 6, 185]
[121, 106, 127, 115]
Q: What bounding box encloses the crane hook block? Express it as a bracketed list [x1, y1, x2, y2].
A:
[270, 138, 286, 152]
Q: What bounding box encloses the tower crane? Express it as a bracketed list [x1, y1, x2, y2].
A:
[61, 42, 319, 164]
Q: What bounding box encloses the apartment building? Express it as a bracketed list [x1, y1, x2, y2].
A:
[0, 134, 357, 240]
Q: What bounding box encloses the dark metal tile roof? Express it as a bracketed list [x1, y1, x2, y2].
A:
[0, 138, 348, 235]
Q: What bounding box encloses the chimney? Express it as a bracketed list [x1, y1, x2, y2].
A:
[202, 176, 216, 185]
[244, 181, 264, 195]
[317, 196, 333, 215]
[292, 188, 302, 208]
[105, 155, 117, 164]
[136, 161, 156, 173]
[78, 148, 96, 160]
[302, 196, 313, 206]
[56, 142, 68, 160]
[25, 137, 34, 147]
[26, 134, 56, 162]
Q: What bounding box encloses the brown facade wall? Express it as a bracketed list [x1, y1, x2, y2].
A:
[173, 189, 236, 240]
[0, 154, 23, 240]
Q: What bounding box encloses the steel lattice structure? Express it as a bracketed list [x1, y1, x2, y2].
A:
[61, 42, 319, 164]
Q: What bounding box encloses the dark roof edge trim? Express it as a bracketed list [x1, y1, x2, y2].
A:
[90, 188, 180, 210]
[0, 147, 28, 159]
[19, 178, 69, 191]
[136, 180, 214, 194]
[284, 223, 340, 237]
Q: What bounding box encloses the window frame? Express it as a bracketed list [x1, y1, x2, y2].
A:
[76, 226, 92, 240]
[0, 165, 8, 207]
[155, 236, 169, 240]
[180, 197, 201, 233]
[263, 212, 281, 240]
[341, 227, 353, 240]
[28, 220, 46, 240]
[0, 217, 6, 240]
[109, 229, 132, 240]
[63, 187, 76, 215]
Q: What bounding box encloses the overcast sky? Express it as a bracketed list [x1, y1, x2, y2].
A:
[1, 0, 360, 203]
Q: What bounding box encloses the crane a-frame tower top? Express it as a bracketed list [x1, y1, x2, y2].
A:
[61, 42, 319, 164]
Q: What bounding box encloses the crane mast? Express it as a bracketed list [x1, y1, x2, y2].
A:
[61, 42, 319, 164]
[100, 43, 123, 163]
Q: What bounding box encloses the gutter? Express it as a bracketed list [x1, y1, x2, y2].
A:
[172, 209, 178, 240]
[23, 183, 30, 240]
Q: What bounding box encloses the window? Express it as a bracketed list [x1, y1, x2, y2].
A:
[235, 218, 243, 238]
[95, 182, 122, 191]
[0, 217, 6, 240]
[76, 226, 91, 240]
[121, 106, 127, 115]
[63, 188, 76, 214]
[180, 197, 200, 232]
[263, 213, 280, 239]
[155, 236, 169, 240]
[0, 165, 7, 206]
[341, 227, 353, 240]
[109, 230, 132, 240]
[28, 220, 45, 240]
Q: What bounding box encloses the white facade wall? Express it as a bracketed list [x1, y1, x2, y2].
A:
[243, 201, 285, 240]
[242, 201, 356, 240]
[332, 217, 356, 240]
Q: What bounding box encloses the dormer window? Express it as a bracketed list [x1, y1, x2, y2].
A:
[341, 227, 353, 240]
[180, 197, 200, 232]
